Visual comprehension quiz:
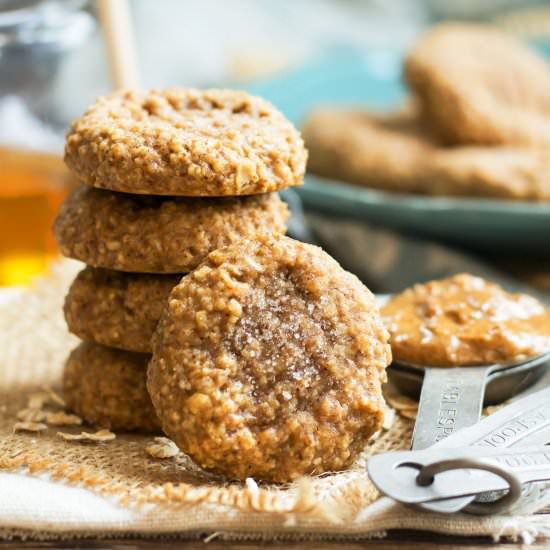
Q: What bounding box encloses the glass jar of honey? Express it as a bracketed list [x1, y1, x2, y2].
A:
[0, 147, 76, 286]
[0, 1, 93, 286]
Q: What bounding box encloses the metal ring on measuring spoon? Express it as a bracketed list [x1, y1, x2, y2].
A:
[393, 351, 550, 513]
[416, 458, 523, 515]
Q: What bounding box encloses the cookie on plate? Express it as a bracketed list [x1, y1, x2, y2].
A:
[65, 267, 181, 353]
[54, 185, 289, 273]
[405, 23, 550, 146]
[65, 88, 307, 196]
[303, 106, 550, 200]
[63, 342, 160, 432]
[148, 235, 391, 482]
[303, 106, 432, 193]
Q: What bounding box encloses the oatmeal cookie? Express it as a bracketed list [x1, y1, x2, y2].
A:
[303, 106, 432, 193]
[303, 106, 550, 200]
[65, 88, 307, 196]
[54, 185, 288, 273]
[65, 267, 181, 353]
[405, 23, 550, 146]
[148, 235, 391, 482]
[63, 342, 160, 432]
[429, 147, 550, 200]
[382, 273, 550, 366]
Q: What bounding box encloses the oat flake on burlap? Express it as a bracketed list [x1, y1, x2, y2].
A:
[0, 260, 548, 543]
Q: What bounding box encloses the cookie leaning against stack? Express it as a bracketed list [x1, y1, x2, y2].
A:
[148, 234, 392, 482]
[54, 87, 307, 432]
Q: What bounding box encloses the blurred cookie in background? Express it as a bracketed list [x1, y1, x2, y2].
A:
[405, 23, 550, 146]
[303, 106, 432, 194]
[303, 105, 550, 200]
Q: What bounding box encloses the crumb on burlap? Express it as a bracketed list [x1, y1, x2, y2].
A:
[383, 384, 418, 417]
[398, 409, 417, 420]
[146, 437, 180, 459]
[46, 411, 82, 426]
[13, 422, 48, 433]
[57, 429, 116, 442]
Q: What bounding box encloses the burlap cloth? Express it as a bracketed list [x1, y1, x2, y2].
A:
[1, 260, 549, 544]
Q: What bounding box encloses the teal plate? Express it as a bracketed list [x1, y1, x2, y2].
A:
[298, 175, 550, 255]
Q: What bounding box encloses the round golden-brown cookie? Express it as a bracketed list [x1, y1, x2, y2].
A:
[303, 106, 550, 200]
[63, 342, 160, 432]
[405, 23, 550, 146]
[64, 88, 307, 196]
[54, 185, 289, 273]
[148, 235, 391, 482]
[303, 106, 433, 194]
[65, 267, 181, 353]
[382, 273, 550, 367]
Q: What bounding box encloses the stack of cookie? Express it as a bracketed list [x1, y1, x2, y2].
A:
[54, 88, 307, 432]
[304, 23, 550, 201]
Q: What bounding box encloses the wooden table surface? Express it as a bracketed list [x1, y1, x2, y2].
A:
[2, 529, 549, 549]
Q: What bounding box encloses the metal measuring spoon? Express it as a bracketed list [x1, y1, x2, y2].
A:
[376, 291, 550, 513]
[410, 359, 550, 513]
[395, 353, 550, 451]
[375, 294, 550, 450]
[377, 295, 550, 513]
[368, 444, 550, 515]
[368, 386, 550, 514]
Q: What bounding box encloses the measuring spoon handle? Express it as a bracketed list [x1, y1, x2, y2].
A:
[412, 366, 491, 450]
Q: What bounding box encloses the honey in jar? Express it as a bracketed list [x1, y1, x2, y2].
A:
[0, 147, 75, 286]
